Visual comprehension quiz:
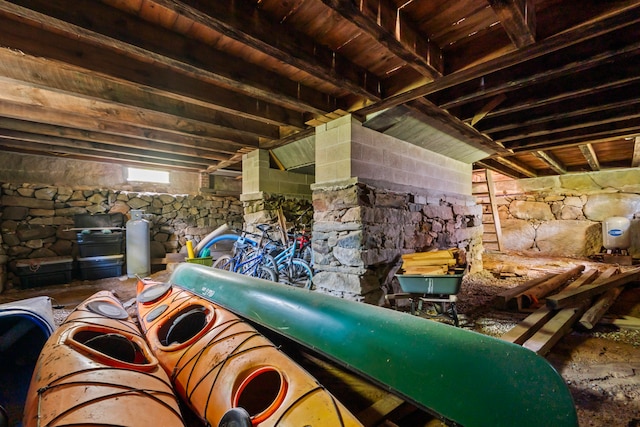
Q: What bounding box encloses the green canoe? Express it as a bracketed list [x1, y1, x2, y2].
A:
[171, 263, 578, 427]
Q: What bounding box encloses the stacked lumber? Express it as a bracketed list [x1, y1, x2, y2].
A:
[500, 266, 640, 355]
[400, 249, 462, 275]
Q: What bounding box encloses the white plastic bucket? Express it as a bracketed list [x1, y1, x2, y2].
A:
[602, 216, 631, 250]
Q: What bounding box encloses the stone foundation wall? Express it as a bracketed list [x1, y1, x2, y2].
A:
[311, 179, 482, 303]
[0, 182, 243, 289]
[492, 169, 640, 257]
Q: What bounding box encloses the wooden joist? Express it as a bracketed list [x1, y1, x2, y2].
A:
[500, 267, 631, 356]
[545, 267, 640, 309]
[501, 269, 600, 345]
[493, 265, 585, 310]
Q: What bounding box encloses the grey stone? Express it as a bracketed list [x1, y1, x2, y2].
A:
[509, 200, 554, 220]
[2, 206, 29, 220]
[536, 220, 601, 257]
[2, 195, 54, 210]
[583, 193, 640, 221]
[501, 219, 536, 252]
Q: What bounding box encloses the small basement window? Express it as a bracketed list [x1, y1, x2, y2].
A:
[127, 167, 170, 184]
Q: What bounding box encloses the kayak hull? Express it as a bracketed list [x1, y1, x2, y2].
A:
[171, 263, 579, 427]
[0, 296, 55, 426]
[22, 291, 185, 427]
[136, 278, 363, 427]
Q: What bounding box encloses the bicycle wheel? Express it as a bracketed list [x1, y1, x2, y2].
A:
[256, 265, 277, 282]
[212, 254, 235, 272]
[278, 258, 313, 289]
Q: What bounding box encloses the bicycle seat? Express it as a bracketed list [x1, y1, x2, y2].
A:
[256, 224, 272, 232]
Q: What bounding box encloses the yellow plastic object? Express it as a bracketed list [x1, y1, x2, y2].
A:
[186, 240, 195, 259]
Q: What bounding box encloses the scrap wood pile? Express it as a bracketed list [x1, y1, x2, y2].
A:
[399, 248, 466, 275]
[494, 265, 640, 355]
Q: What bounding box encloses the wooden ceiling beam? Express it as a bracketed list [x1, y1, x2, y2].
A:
[493, 103, 640, 144]
[319, 0, 443, 80]
[438, 39, 640, 110]
[533, 150, 567, 174]
[357, 2, 640, 115]
[0, 138, 210, 171]
[475, 158, 533, 179]
[6, 0, 336, 116]
[0, 130, 217, 168]
[492, 156, 538, 178]
[500, 117, 640, 151]
[578, 144, 600, 171]
[488, 0, 536, 48]
[0, 100, 246, 155]
[475, 84, 640, 134]
[0, 48, 279, 140]
[136, 0, 381, 101]
[0, 3, 307, 128]
[0, 117, 232, 162]
[0, 77, 260, 147]
[633, 137, 640, 168]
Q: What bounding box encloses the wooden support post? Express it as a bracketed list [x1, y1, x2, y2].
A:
[546, 267, 640, 309]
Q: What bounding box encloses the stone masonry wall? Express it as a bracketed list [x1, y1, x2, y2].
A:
[311, 179, 482, 304]
[0, 182, 243, 290]
[491, 169, 640, 258]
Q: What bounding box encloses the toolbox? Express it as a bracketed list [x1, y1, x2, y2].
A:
[74, 213, 125, 257]
[15, 256, 74, 288]
[77, 254, 124, 280]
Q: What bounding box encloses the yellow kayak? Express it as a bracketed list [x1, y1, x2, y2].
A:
[23, 290, 185, 427]
[136, 278, 363, 426]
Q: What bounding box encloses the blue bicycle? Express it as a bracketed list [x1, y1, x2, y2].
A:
[212, 225, 277, 282]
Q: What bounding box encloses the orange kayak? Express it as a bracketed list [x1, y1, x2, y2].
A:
[23, 290, 185, 427]
[136, 278, 363, 427]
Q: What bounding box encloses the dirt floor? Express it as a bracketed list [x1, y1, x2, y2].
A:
[2, 252, 639, 426]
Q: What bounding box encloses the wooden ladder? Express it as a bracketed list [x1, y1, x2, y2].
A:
[472, 169, 503, 252]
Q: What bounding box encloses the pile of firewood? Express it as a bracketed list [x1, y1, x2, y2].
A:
[495, 265, 640, 355]
[399, 249, 464, 275]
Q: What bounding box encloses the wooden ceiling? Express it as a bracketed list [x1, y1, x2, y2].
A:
[0, 0, 639, 179]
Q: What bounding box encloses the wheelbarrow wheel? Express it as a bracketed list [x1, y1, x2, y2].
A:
[448, 302, 459, 327]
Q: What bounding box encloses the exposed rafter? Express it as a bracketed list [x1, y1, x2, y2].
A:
[488, 0, 536, 48]
[578, 144, 600, 171]
[533, 151, 567, 174]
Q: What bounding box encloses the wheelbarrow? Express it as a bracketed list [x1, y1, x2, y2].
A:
[386, 268, 465, 326]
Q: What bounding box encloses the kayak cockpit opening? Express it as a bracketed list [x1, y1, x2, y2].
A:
[234, 367, 288, 425]
[157, 305, 213, 349]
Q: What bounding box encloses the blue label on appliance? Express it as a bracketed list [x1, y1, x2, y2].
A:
[608, 229, 623, 237]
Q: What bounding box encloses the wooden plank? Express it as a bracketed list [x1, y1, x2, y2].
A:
[500, 269, 600, 344]
[546, 267, 640, 309]
[579, 287, 624, 330]
[485, 169, 503, 252]
[488, 0, 536, 48]
[523, 305, 584, 355]
[357, 392, 405, 427]
[493, 274, 550, 310]
[598, 315, 640, 330]
[518, 265, 585, 308]
[522, 268, 619, 355]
